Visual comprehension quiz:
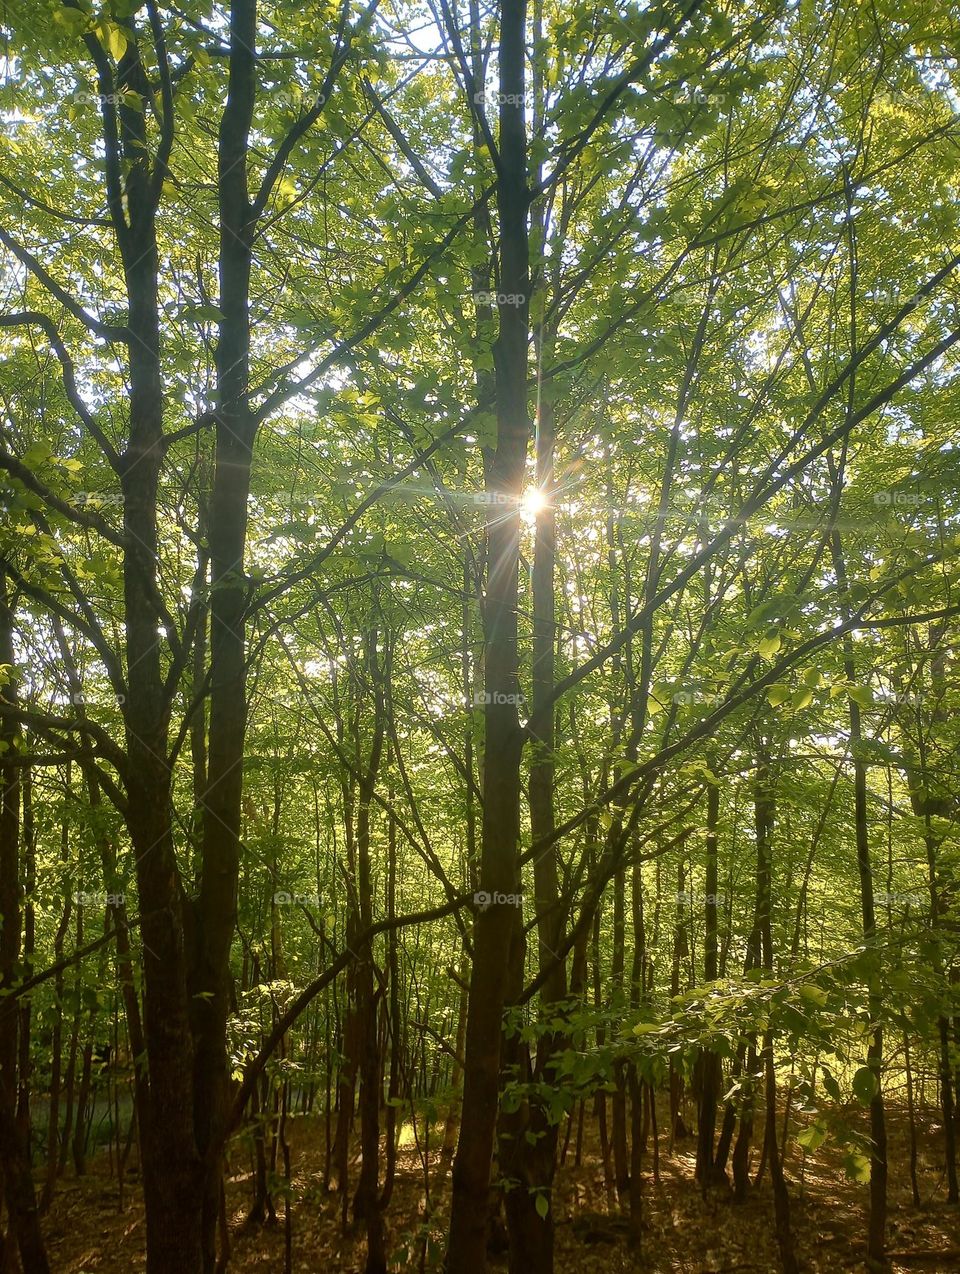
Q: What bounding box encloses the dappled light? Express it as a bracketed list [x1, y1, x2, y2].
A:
[0, 1, 959, 1273]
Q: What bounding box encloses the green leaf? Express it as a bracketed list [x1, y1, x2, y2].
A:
[843, 1149, 872, 1183]
[758, 633, 781, 660]
[534, 1192, 549, 1220]
[797, 1122, 827, 1151]
[21, 442, 53, 468]
[53, 8, 91, 36]
[178, 303, 225, 323]
[798, 983, 828, 1007]
[852, 1066, 877, 1106]
[94, 19, 129, 60]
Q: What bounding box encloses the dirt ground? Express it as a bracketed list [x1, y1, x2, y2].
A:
[41, 1103, 960, 1273]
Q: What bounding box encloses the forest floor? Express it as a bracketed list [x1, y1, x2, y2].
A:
[41, 1101, 960, 1273]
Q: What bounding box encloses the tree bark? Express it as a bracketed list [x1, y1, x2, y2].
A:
[448, 1, 530, 1268]
[351, 624, 387, 1274]
[829, 528, 888, 1265]
[0, 571, 50, 1271]
[695, 781, 724, 1187]
[190, 3, 259, 1266]
[114, 23, 204, 1264]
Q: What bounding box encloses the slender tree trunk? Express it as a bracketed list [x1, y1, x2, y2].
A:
[16, 760, 34, 1157]
[732, 751, 771, 1202]
[830, 529, 888, 1264]
[448, 1, 530, 1266]
[669, 861, 689, 1142]
[627, 826, 648, 1239]
[611, 860, 629, 1199]
[57, 905, 83, 1181]
[41, 795, 72, 1212]
[380, 808, 401, 1205]
[190, 4, 260, 1266]
[115, 26, 204, 1264]
[755, 751, 797, 1274]
[592, 900, 614, 1202]
[333, 702, 359, 1213]
[245, 1078, 275, 1227]
[696, 781, 724, 1188]
[442, 965, 469, 1161]
[763, 1029, 798, 1274]
[351, 625, 387, 1274]
[904, 1035, 921, 1207]
[0, 571, 50, 1271]
[906, 705, 959, 1205]
[71, 1042, 94, 1175]
[627, 1067, 643, 1249]
[333, 959, 359, 1211]
[501, 58, 565, 1261]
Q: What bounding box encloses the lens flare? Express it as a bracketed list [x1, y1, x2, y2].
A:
[520, 487, 549, 518]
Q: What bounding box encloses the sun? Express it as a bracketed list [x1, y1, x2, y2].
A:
[520, 487, 549, 520]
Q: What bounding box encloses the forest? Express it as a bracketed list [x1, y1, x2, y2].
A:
[0, 0, 959, 1271]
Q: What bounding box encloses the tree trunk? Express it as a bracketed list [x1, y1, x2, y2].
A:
[611, 860, 629, 1199]
[669, 860, 689, 1143]
[904, 692, 959, 1205]
[0, 570, 49, 1271]
[114, 24, 204, 1264]
[441, 965, 469, 1161]
[501, 47, 565, 1258]
[380, 807, 401, 1204]
[72, 1042, 94, 1175]
[448, 1, 530, 1267]
[696, 781, 724, 1187]
[755, 749, 797, 1274]
[732, 750, 772, 1203]
[190, 4, 260, 1266]
[40, 794, 72, 1212]
[829, 528, 887, 1264]
[351, 625, 387, 1274]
